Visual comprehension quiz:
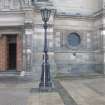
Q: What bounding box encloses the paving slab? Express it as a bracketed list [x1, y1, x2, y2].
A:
[60, 78, 105, 105]
[0, 89, 30, 105]
[28, 92, 64, 105]
[0, 77, 64, 105]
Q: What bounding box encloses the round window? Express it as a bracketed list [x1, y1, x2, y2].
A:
[67, 33, 81, 47]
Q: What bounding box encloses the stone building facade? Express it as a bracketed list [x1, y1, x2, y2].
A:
[0, 0, 104, 79]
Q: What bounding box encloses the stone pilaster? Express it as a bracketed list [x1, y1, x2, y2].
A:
[24, 26, 33, 72]
[16, 35, 23, 72]
[22, 4, 33, 72]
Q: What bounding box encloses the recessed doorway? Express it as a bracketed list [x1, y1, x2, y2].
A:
[8, 43, 16, 70]
[7, 35, 17, 71]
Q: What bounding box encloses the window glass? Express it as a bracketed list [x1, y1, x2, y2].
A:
[67, 33, 81, 47]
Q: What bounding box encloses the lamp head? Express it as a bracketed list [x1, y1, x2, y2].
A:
[41, 8, 51, 22]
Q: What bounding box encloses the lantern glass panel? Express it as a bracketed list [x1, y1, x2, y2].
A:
[41, 8, 51, 22]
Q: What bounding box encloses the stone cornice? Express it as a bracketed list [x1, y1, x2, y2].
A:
[92, 9, 103, 17]
[55, 15, 95, 21]
[55, 9, 104, 21]
[0, 11, 24, 15]
[33, 1, 53, 9]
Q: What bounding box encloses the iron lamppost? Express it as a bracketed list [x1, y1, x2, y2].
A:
[39, 8, 52, 91]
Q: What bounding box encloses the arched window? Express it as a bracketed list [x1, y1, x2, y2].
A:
[67, 32, 81, 47]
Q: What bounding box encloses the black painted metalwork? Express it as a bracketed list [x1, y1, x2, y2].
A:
[39, 8, 52, 91]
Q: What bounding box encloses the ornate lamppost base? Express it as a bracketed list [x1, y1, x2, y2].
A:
[39, 61, 52, 91]
[39, 82, 52, 91]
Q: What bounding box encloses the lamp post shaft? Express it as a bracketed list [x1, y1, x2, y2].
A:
[44, 22, 48, 53]
[39, 21, 52, 91]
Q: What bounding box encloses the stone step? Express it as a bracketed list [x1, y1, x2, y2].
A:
[0, 71, 33, 77]
[55, 73, 105, 80]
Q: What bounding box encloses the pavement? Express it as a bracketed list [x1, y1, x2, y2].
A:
[60, 77, 105, 105]
[0, 76, 105, 105]
[0, 77, 64, 105]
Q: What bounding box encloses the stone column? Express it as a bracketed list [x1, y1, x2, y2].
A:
[22, 5, 33, 72]
[23, 23, 33, 72]
[16, 35, 23, 72]
[96, 28, 104, 74]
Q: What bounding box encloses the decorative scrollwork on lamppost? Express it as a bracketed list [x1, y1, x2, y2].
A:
[39, 8, 52, 91]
